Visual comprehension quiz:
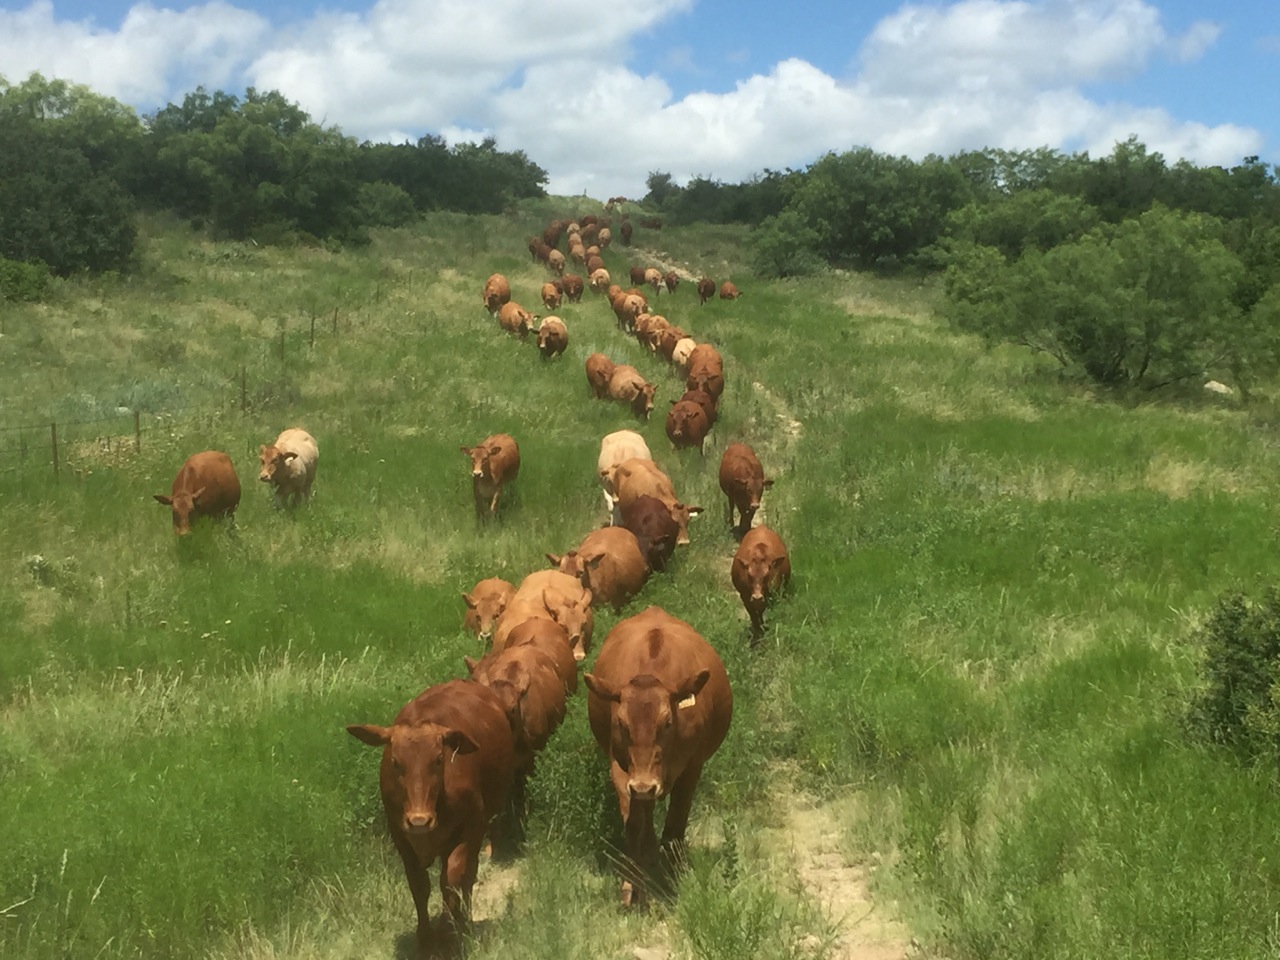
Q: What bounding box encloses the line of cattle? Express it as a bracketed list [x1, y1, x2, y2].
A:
[147, 214, 786, 957]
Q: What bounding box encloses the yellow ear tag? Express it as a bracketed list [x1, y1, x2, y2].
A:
[677, 695, 697, 710]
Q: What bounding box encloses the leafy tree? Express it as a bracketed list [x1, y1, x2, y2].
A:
[356, 181, 417, 227]
[945, 205, 1255, 388]
[750, 209, 823, 278]
[645, 170, 678, 208]
[1045, 137, 1169, 223]
[942, 190, 1100, 261]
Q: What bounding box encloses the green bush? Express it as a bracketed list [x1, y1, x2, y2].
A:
[750, 210, 824, 278]
[0, 256, 52, 301]
[1186, 590, 1280, 769]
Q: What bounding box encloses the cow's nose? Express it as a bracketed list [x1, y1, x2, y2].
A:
[406, 812, 435, 832]
[628, 779, 659, 801]
[472, 469, 483, 477]
[573, 649, 586, 663]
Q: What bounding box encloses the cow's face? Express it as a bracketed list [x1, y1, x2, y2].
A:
[548, 591, 593, 662]
[258, 444, 297, 484]
[461, 445, 499, 479]
[670, 502, 703, 546]
[463, 589, 509, 641]
[154, 487, 205, 535]
[583, 669, 710, 802]
[635, 384, 656, 420]
[736, 548, 786, 603]
[346, 721, 477, 836]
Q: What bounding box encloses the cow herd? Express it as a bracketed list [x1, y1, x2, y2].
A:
[151, 212, 789, 957]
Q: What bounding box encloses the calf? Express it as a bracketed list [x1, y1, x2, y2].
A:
[719, 281, 740, 300]
[493, 569, 595, 662]
[629, 265, 647, 287]
[718, 443, 772, 536]
[460, 433, 520, 518]
[462, 577, 516, 643]
[154, 450, 241, 535]
[585, 607, 733, 906]
[561, 274, 585, 303]
[730, 525, 790, 642]
[664, 271, 680, 294]
[257, 427, 319, 509]
[644, 267, 663, 296]
[346, 680, 515, 955]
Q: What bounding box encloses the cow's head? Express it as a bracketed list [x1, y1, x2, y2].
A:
[460, 443, 502, 479]
[258, 444, 298, 485]
[346, 720, 478, 836]
[732, 473, 774, 517]
[583, 668, 711, 802]
[462, 588, 509, 642]
[545, 588, 593, 662]
[669, 502, 703, 546]
[153, 487, 206, 535]
[632, 384, 656, 420]
[735, 545, 787, 604]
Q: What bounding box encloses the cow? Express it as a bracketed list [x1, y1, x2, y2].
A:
[719, 281, 740, 300]
[598, 227, 612, 248]
[460, 433, 520, 518]
[561, 274, 585, 303]
[462, 577, 516, 643]
[663, 271, 680, 294]
[584, 606, 733, 906]
[597, 429, 652, 515]
[620, 221, 633, 245]
[257, 427, 319, 509]
[686, 367, 725, 403]
[676, 388, 718, 427]
[671, 338, 697, 373]
[482, 273, 511, 315]
[612, 457, 703, 545]
[585, 353, 616, 399]
[607, 365, 657, 420]
[629, 265, 647, 287]
[697, 278, 715, 305]
[346, 679, 515, 955]
[464, 643, 568, 837]
[589, 268, 611, 294]
[730, 525, 790, 642]
[718, 443, 772, 537]
[613, 293, 646, 332]
[620, 494, 680, 572]
[542, 222, 564, 250]
[644, 268, 663, 296]
[540, 281, 562, 311]
[657, 325, 688, 362]
[547, 249, 566, 276]
[586, 255, 606, 276]
[665, 400, 712, 455]
[537, 317, 569, 359]
[498, 301, 536, 338]
[493, 569, 595, 662]
[547, 526, 649, 612]
[154, 450, 241, 535]
[501, 617, 578, 694]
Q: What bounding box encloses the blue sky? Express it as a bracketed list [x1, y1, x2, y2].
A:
[2, 0, 1277, 198]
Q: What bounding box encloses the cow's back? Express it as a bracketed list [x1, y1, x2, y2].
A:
[176, 450, 241, 514]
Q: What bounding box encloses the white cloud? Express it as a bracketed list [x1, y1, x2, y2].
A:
[0, 0, 1262, 198]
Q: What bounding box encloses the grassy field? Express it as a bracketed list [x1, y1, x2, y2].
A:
[4, 202, 1280, 960]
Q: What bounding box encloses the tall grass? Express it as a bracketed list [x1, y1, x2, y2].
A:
[4, 204, 1280, 959]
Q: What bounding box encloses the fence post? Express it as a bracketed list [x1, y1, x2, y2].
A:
[279, 330, 286, 364]
[332, 306, 338, 335]
[134, 411, 141, 453]
[310, 312, 316, 349]
[50, 422, 58, 480]
[240, 366, 247, 413]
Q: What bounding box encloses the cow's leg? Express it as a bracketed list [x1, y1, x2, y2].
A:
[440, 836, 480, 931]
[393, 837, 433, 955]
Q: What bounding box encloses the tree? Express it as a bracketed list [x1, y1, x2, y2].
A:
[644, 171, 678, 208]
[750, 209, 823, 278]
[942, 190, 1100, 261]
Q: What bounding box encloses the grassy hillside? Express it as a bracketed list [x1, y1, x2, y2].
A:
[3, 205, 1280, 960]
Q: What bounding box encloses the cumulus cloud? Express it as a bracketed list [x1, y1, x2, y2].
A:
[0, 0, 1263, 198]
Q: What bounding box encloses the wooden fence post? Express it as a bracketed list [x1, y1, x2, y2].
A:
[50, 422, 58, 480]
[310, 312, 316, 349]
[279, 330, 286, 364]
[134, 411, 141, 453]
[240, 366, 247, 413]
[332, 306, 338, 335]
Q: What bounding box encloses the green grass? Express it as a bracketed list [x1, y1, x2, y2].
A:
[5, 203, 1280, 959]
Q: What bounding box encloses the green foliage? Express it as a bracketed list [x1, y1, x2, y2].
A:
[945, 204, 1258, 387]
[942, 190, 1100, 261]
[0, 255, 53, 301]
[355, 181, 417, 227]
[644, 170, 677, 207]
[749, 209, 824, 278]
[1187, 590, 1280, 769]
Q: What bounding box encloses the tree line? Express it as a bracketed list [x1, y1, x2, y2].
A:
[0, 72, 549, 284]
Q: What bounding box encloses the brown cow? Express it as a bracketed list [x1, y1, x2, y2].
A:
[730, 525, 790, 641]
[536, 317, 568, 359]
[612, 457, 702, 544]
[502, 618, 578, 694]
[597, 429, 652, 515]
[547, 249, 566, 276]
[613, 293, 646, 331]
[657, 325, 688, 362]
[493, 569, 595, 661]
[629, 265, 647, 287]
[562, 273, 585, 303]
[462, 577, 516, 643]
[497, 301, 536, 338]
[620, 220, 633, 244]
[719, 281, 740, 300]
[607, 365, 657, 420]
[585, 353, 616, 399]
[154, 450, 241, 535]
[482, 273, 511, 315]
[676, 388, 718, 427]
[663, 271, 680, 294]
[586, 255, 606, 276]
[589, 267, 611, 294]
[258, 427, 319, 508]
[671, 337, 697, 372]
[346, 679, 515, 955]
[718, 443, 772, 537]
[665, 400, 712, 455]
[697, 277, 715, 305]
[547, 526, 649, 612]
[540, 281, 562, 311]
[584, 606, 733, 906]
[460, 433, 520, 518]
[620, 494, 680, 572]
[643, 268, 663, 296]
[597, 227, 612, 248]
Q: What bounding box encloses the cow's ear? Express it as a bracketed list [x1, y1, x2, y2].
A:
[189, 486, 207, 504]
[459, 446, 471, 456]
[763, 478, 774, 488]
[282, 451, 298, 462]
[687, 505, 704, 516]
[674, 669, 711, 702]
[462, 592, 477, 610]
[580, 588, 593, 608]
[489, 445, 503, 457]
[582, 550, 607, 570]
[443, 730, 480, 756]
[463, 655, 480, 676]
[346, 724, 391, 747]
[545, 553, 562, 567]
[153, 494, 173, 506]
[583, 673, 621, 703]
[259, 445, 269, 456]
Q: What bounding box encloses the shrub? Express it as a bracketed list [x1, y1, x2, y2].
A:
[750, 210, 824, 278]
[1186, 589, 1280, 770]
[0, 256, 52, 301]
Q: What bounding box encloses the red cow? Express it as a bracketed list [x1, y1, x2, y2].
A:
[629, 265, 647, 287]
[462, 577, 516, 643]
[482, 273, 511, 315]
[585, 353, 616, 399]
[697, 278, 715, 305]
[561, 274, 585, 303]
[620, 221, 633, 245]
[676, 388, 718, 427]
[497, 301, 536, 338]
[607, 365, 657, 420]
[664, 271, 680, 294]
[537, 317, 569, 359]
[502, 618, 578, 694]
[718, 443, 772, 536]
[493, 569, 595, 662]
[346, 680, 515, 955]
[665, 400, 712, 454]
[584, 607, 733, 905]
[540, 281, 562, 311]
[719, 281, 740, 300]
[620, 494, 680, 572]
[612, 457, 703, 545]
[460, 433, 520, 518]
[154, 450, 241, 535]
[547, 526, 650, 612]
[730, 525, 791, 641]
